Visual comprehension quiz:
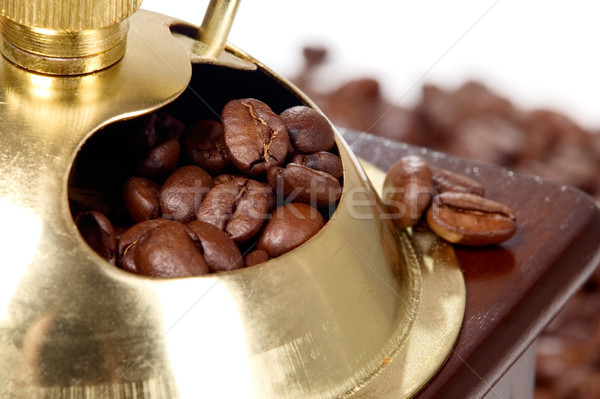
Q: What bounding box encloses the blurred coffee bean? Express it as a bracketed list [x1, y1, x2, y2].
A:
[280, 106, 335, 154]
[289, 151, 343, 179]
[183, 120, 229, 174]
[427, 192, 517, 246]
[445, 115, 527, 166]
[536, 336, 597, 385]
[267, 163, 342, 208]
[258, 203, 324, 257]
[75, 211, 117, 265]
[431, 167, 485, 196]
[197, 177, 274, 243]
[159, 165, 213, 223]
[222, 98, 290, 176]
[382, 155, 433, 229]
[187, 220, 244, 272]
[417, 82, 517, 143]
[123, 177, 161, 223]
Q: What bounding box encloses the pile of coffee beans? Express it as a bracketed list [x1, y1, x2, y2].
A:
[70, 99, 342, 278]
[292, 45, 600, 399]
[383, 155, 517, 246]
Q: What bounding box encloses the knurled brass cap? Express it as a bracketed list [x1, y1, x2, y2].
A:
[0, 0, 143, 75]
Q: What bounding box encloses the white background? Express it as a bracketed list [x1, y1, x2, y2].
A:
[142, 0, 600, 130]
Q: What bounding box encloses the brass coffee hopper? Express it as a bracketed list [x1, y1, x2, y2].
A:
[0, 1, 465, 397]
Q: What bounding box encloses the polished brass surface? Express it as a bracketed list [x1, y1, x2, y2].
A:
[197, 0, 241, 58]
[0, 7, 465, 399]
[0, 9, 191, 396]
[168, 0, 256, 71]
[0, 0, 142, 74]
[172, 28, 256, 71]
[355, 160, 466, 398]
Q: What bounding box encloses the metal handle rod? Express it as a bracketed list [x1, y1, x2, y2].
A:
[197, 0, 241, 57]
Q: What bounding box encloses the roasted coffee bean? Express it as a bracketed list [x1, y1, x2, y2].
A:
[280, 106, 335, 154]
[446, 115, 526, 166]
[187, 220, 244, 272]
[139, 113, 161, 149]
[426, 192, 517, 246]
[258, 203, 324, 257]
[114, 225, 128, 241]
[431, 167, 485, 196]
[183, 120, 229, 174]
[69, 187, 115, 218]
[268, 163, 342, 208]
[132, 221, 209, 278]
[244, 249, 270, 267]
[75, 211, 117, 265]
[159, 165, 213, 223]
[136, 137, 180, 178]
[213, 173, 243, 185]
[293, 52, 600, 397]
[197, 177, 274, 243]
[155, 112, 187, 141]
[289, 151, 343, 179]
[382, 155, 433, 228]
[118, 219, 170, 272]
[222, 98, 290, 175]
[139, 112, 186, 149]
[123, 177, 161, 223]
[71, 99, 343, 279]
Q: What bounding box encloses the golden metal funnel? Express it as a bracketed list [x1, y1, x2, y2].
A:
[0, 1, 465, 397]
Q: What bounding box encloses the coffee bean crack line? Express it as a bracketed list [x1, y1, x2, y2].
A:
[225, 180, 250, 225]
[243, 101, 280, 164]
[122, 238, 140, 258]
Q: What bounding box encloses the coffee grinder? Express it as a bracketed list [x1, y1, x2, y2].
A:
[0, 1, 465, 397]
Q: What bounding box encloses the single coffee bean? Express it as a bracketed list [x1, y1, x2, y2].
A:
[187, 220, 244, 272]
[258, 203, 324, 257]
[133, 221, 209, 278]
[267, 163, 342, 208]
[244, 249, 270, 267]
[382, 155, 434, 228]
[183, 120, 229, 174]
[118, 219, 170, 272]
[289, 151, 343, 179]
[159, 165, 214, 223]
[431, 167, 485, 196]
[75, 211, 117, 265]
[123, 176, 161, 223]
[136, 137, 180, 178]
[280, 106, 335, 154]
[426, 192, 517, 246]
[197, 177, 274, 243]
[222, 98, 290, 175]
